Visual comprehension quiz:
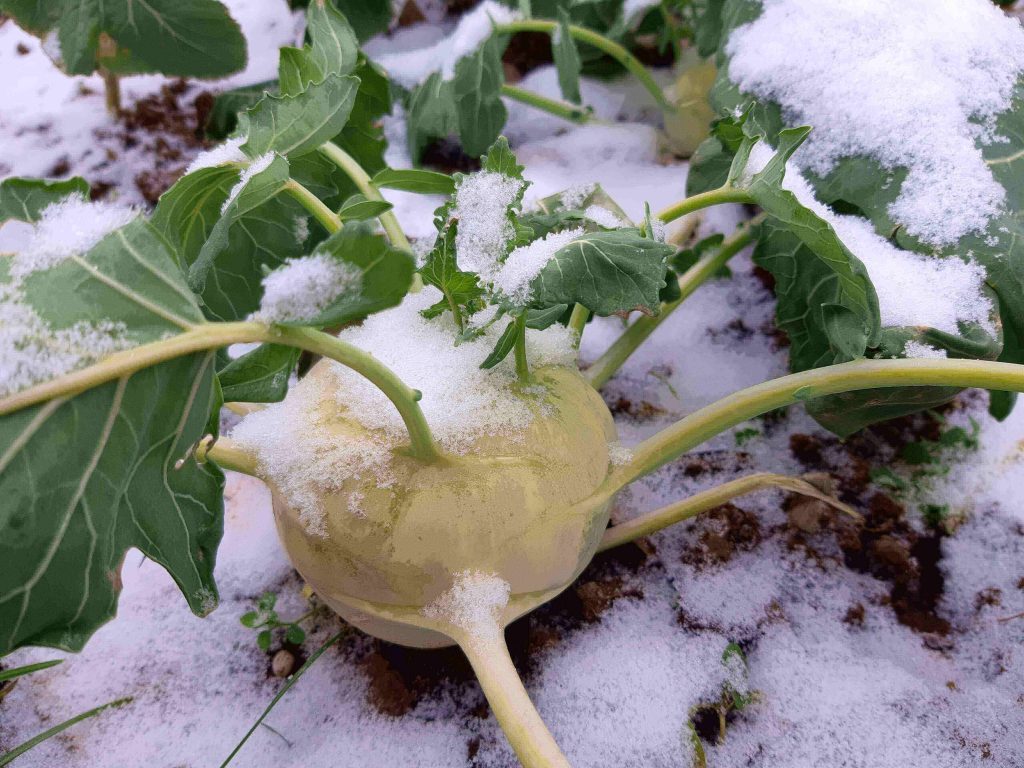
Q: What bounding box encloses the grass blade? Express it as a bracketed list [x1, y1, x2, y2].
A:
[0, 697, 131, 766]
[219, 631, 345, 767]
[0, 660, 62, 683]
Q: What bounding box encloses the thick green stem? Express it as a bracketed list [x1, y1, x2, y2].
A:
[457, 630, 571, 768]
[653, 186, 753, 228]
[495, 20, 672, 111]
[597, 472, 857, 552]
[196, 436, 259, 477]
[601, 358, 1024, 495]
[318, 141, 413, 253]
[283, 179, 342, 234]
[568, 303, 590, 349]
[0, 322, 441, 463]
[514, 315, 531, 383]
[501, 83, 592, 124]
[585, 220, 758, 389]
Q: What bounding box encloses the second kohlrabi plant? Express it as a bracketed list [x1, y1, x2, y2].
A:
[4, 2, 1024, 767]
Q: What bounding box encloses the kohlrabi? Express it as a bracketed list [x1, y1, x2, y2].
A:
[5, 2, 1024, 767]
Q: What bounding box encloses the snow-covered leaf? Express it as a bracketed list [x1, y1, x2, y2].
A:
[0, 177, 90, 223]
[530, 229, 674, 316]
[0, 219, 223, 655]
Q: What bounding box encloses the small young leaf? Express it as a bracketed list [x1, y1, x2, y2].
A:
[552, 8, 582, 104]
[285, 624, 306, 645]
[480, 321, 519, 369]
[257, 630, 273, 652]
[0, 177, 90, 223]
[337, 196, 394, 222]
[525, 304, 569, 330]
[371, 168, 456, 196]
[219, 345, 301, 404]
[243, 74, 360, 159]
[420, 222, 484, 319]
[258, 593, 277, 611]
[240, 611, 260, 628]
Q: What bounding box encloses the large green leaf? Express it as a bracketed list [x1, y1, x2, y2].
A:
[0, 177, 90, 223]
[530, 230, 675, 316]
[3, 0, 247, 78]
[452, 36, 509, 157]
[242, 74, 360, 159]
[183, 156, 311, 322]
[406, 72, 458, 162]
[0, 220, 224, 654]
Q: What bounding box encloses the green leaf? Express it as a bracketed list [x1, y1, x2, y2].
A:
[285, 624, 306, 645]
[552, 8, 582, 104]
[0, 659, 62, 683]
[525, 304, 569, 330]
[371, 168, 456, 196]
[531, 230, 675, 316]
[219, 345, 300, 404]
[305, 0, 361, 78]
[0, 220, 224, 655]
[240, 611, 260, 628]
[338, 195, 393, 222]
[0, 177, 90, 223]
[188, 154, 291, 296]
[452, 36, 509, 157]
[243, 74, 360, 159]
[332, 0, 391, 41]
[407, 72, 458, 162]
[420, 222, 484, 317]
[278, 222, 415, 327]
[480, 321, 519, 369]
[52, 0, 247, 78]
[205, 81, 277, 139]
[154, 164, 310, 322]
[257, 630, 272, 651]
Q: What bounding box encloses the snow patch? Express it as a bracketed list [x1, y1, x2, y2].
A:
[726, 0, 1024, 244]
[221, 152, 275, 214]
[252, 253, 362, 324]
[493, 226, 583, 305]
[184, 136, 247, 175]
[451, 170, 524, 274]
[375, 1, 519, 88]
[13, 196, 137, 277]
[422, 570, 510, 646]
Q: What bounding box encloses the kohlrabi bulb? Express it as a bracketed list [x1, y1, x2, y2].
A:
[269, 361, 617, 647]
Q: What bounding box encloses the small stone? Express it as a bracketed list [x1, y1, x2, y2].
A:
[271, 649, 295, 678]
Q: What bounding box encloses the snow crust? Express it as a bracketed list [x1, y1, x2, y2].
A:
[727, 0, 1024, 245]
[252, 253, 362, 324]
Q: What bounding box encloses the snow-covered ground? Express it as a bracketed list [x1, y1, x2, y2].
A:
[2, 2, 1023, 766]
